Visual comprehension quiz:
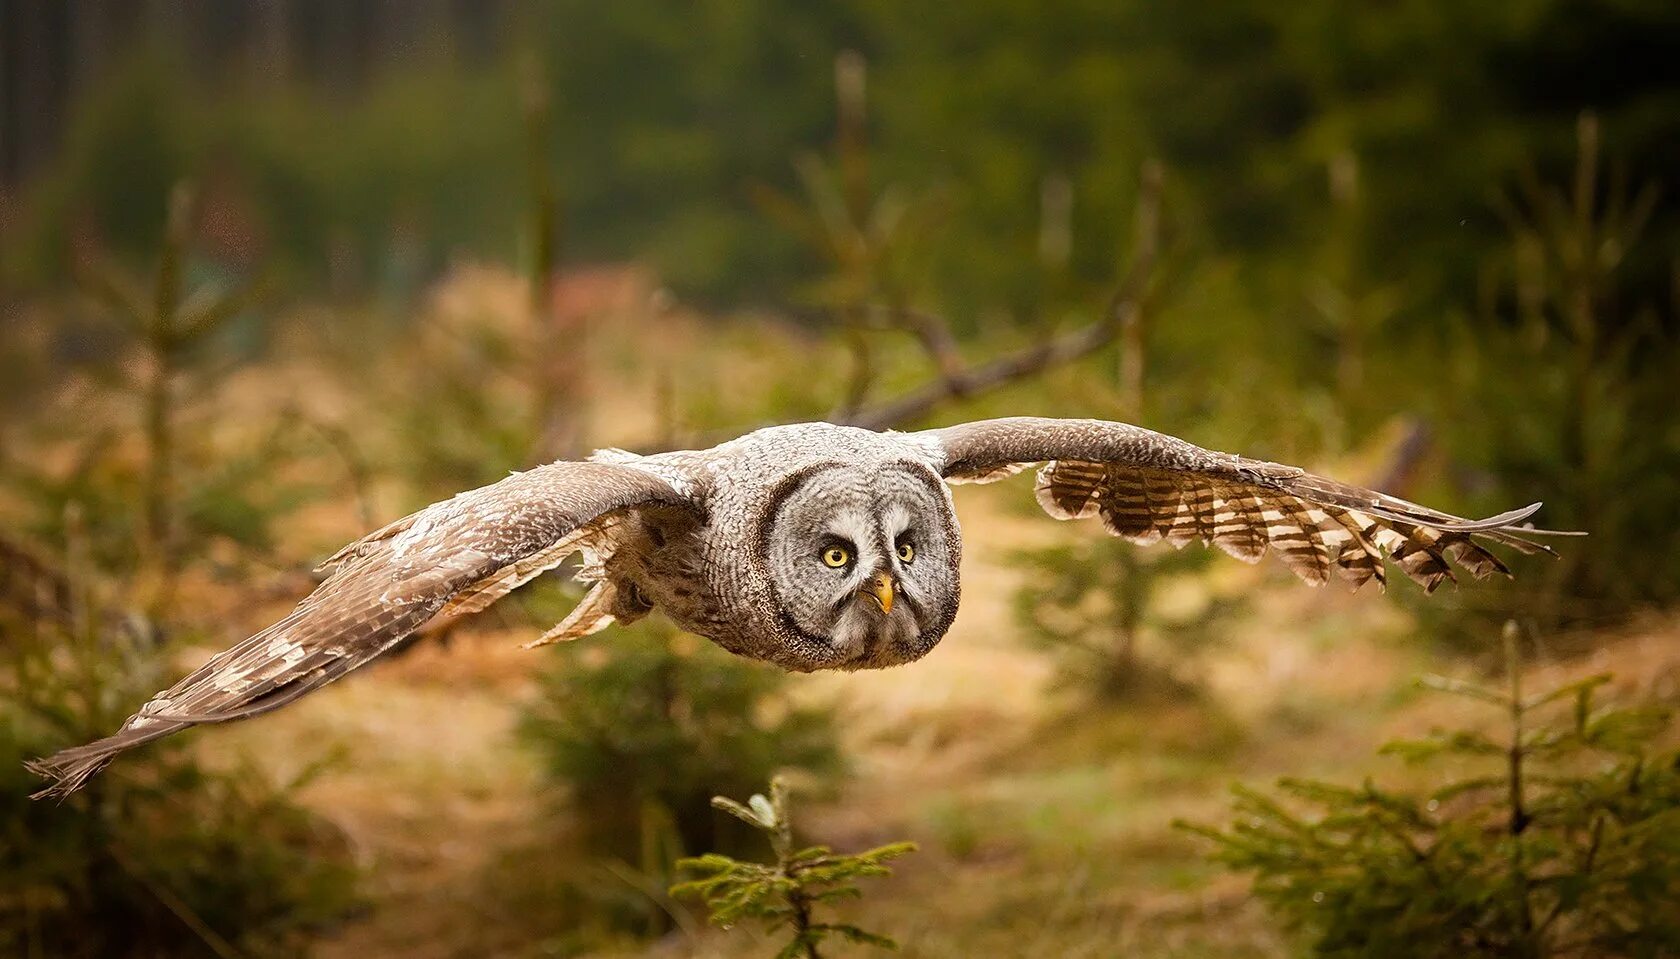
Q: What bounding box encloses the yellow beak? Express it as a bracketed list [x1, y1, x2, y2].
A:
[867, 571, 895, 615]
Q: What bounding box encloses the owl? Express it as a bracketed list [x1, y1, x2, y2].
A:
[29, 417, 1570, 798]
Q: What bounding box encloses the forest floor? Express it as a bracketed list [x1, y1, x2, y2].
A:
[196, 474, 1679, 959]
[13, 269, 1674, 957]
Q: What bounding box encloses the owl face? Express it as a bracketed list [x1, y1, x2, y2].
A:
[761, 462, 961, 671]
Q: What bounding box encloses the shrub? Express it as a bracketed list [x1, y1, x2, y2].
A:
[518, 617, 844, 861]
[1421, 116, 1680, 633]
[1180, 623, 1680, 958]
[10, 182, 315, 609]
[1013, 537, 1246, 701]
[0, 534, 360, 958]
[672, 775, 916, 959]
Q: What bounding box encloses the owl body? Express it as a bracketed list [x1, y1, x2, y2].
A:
[611, 423, 961, 671]
[29, 416, 1569, 799]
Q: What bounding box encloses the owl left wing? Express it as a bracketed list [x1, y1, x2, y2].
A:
[915, 417, 1577, 592]
[28, 460, 694, 800]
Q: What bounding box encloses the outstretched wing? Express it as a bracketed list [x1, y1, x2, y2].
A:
[919, 417, 1576, 591]
[28, 461, 692, 799]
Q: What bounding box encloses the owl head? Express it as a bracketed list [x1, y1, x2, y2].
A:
[756, 461, 961, 671]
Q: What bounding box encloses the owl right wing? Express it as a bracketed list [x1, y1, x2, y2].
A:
[916, 416, 1579, 592]
[28, 460, 696, 800]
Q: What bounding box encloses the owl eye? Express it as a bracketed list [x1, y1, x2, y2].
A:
[896, 541, 915, 563]
[821, 546, 852, 568]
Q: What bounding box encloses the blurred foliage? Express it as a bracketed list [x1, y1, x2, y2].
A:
[518, 617, 843, 884]
[74, 181, 267, 593]
[0, 531, 359, 959]
[6, 418, 318, 588]
[7, 1, 1677, 315]
[7, 10, 1676, 626]
[673, 775, 915, 959]
[379, 271, 539, 493]
[7, 182, 317, 601]
[1410, 115, 1680, 641]
[5, 48, 521, 299]
[1181, 624, 1680, 957]
[1013, 539, 1247, 701]
[1, 4, 1678, 954]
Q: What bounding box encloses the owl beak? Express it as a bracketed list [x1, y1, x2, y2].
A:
[865, 571, 895, 615]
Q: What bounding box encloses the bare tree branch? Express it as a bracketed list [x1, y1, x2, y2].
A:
[839, 317, 1133, 431]
[671, 162, 1166, 451]
[831, 319, 877, 422]
[840, 161, 1163, 432]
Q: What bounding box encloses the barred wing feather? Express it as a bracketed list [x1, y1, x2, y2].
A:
[923, 417, 1575, 593]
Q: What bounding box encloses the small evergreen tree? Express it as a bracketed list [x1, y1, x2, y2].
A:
[519, 620, 843, 859]
[74, 182, 267, 603]
[0, 528, 360, 958]
[1013, 539, 1245, 700]
[672, 775, 916, 959]
[1423, 115, 1679, 635]
[1179, 623, 1680, 958]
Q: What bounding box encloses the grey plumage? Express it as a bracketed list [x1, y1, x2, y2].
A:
[28, 417, 1572, 799]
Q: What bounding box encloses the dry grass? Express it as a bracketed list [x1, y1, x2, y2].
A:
[11, 265, 1676, 957]
[218, 480, 1680, 958]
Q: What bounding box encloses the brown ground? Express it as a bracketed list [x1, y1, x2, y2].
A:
[201, 472, 1679, 957]
[13, 266, 1676, 957]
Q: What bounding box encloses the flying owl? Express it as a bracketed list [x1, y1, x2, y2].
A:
[28, 417, 1569, 798]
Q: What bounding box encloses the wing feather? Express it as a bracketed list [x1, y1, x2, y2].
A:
[28, 461, 692, 800]
[921, 417, 1578, 593]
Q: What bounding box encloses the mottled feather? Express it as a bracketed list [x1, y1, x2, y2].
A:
[27, 462, 686, 799]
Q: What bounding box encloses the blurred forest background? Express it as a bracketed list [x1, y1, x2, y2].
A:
[2, 2, 1679, 957]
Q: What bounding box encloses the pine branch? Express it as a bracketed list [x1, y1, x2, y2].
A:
[673, 776, 915, 957]
[1178, 617, 1680, 957]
